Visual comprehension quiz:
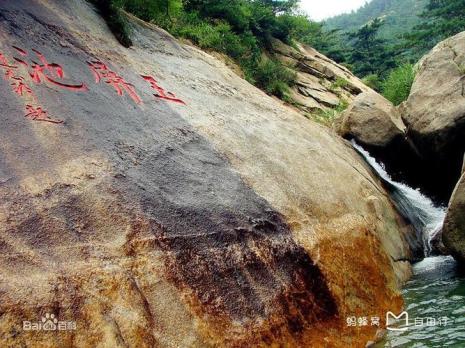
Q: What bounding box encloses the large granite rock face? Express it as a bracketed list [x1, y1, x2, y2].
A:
[402, 31, 465, 202]
[443, 173, 465, 263]
[0, 1, 417, 347]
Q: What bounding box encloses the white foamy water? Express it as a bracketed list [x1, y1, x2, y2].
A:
[351, 142, 465, 347]
[351, 140, 446, 255]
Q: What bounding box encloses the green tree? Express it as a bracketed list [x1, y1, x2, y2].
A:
[90, 0, 133, 47]
[347, 18, 396, 79]
[117, 0, 182, 25]
[93, 0, 353, 101]
[300, 24, 347, 62]
[183, 0, 252, 32]
[257, 0, 299, 14]
[325, 0, 427, 44]
[407, 0, 465, 57]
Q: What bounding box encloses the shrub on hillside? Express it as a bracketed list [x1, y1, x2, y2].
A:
[313, 99, 349, 125]
[249, 57, 296, 99]
[362, 74, 382, 91]
[330, 77, 349, 91]
[89, 0, 133, 47]
[90, 0, 315, 103]
[382, 63, 416, 105]
[117, 0, 183, 27]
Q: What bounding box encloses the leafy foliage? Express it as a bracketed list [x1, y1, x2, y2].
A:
[251, 56, 296, 99]
[95, 0, 328, 100]
[362, 74, 382, 91]
[89, 0, 133, 47]
[406, 0, 465, 58]
[258, 0, 299, 14]
[331, 77, 349, 90]
[298, 24, 346, 62]
[322, 0, 465, 92]
[313, 100, 349, 126]
[91, 0, 465, 107]
[347, 18, 397, 79]
[318, 0, 428, 90]
[116, 0, 183, 27]
[382, 63, 416, 105]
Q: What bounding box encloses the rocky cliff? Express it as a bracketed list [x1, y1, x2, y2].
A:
[270, 39, 371, 116]
[405, 32, 465, 264]
[443, 172, 465, 263]
[0, 1, 416, 347]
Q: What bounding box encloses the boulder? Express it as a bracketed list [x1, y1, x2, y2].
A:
[0, 1, 418, 347]
[402, 31, 465, 201]
[337, 91, 421, 185]
[338, 91, 407, 147]
[443, 173, 465, 263]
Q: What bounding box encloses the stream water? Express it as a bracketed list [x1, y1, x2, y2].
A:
[352, 141, 465, 347]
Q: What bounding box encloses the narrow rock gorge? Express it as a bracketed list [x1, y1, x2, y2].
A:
[336, 31, 465, 269]
[339, 31, 465, 204]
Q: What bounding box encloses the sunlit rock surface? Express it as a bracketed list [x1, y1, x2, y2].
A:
[338, 91, 406, 148]
[0, 1, 416, 346]
[402, 31, 465, 201]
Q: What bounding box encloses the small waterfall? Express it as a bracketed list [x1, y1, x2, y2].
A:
[351, 141, 446, 255]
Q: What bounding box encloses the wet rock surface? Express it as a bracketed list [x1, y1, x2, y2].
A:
[335, 32, 465, 204]
[443, 173, 465, 263]
[0, 1, 416, 347]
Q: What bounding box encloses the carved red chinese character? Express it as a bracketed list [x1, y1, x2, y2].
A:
[87, 61, 142, 104]
[0, 52, 18, 79]
[25, 105, 63, 124]
[0, 53, 16, 72]
[13, 47, 88, 91]
[11, 76, 34, 97]
[0, 52, 35, 98]
[0, 49, 65, 126]
[141, 75, 185, 105]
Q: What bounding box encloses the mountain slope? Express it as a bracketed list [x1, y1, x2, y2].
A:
[325, 0, 427, 41]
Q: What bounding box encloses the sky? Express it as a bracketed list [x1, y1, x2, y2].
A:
[299, 0, 369, 22]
